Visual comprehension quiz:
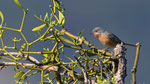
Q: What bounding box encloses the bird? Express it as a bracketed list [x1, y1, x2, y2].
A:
[92, 27, 136, 48]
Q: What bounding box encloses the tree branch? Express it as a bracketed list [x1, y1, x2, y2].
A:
[61, 28, 111, 56]
[1, 52, 40, 64]
[131, 42, 141, 84]
[0, 61, 58, 71]
[113, 43, 127, 84]
[74, 56, 90, 84]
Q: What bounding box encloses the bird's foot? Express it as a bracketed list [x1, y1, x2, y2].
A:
[102, 48, 109, 54]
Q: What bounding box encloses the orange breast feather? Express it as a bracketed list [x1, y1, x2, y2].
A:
[98, 33, 117, 48]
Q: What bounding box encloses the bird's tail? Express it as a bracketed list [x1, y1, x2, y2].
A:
[123, 42, 136, 47]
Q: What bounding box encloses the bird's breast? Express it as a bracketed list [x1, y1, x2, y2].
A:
[98, 33, 117, 48]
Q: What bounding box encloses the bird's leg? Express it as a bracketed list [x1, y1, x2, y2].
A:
[102, 47, 109, 54]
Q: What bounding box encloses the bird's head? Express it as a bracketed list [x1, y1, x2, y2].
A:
[92, 27, 105, 37]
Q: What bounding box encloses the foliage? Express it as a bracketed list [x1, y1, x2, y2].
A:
[0, 0, 141, 84]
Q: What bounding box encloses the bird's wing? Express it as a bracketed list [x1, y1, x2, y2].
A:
[107, 32, 122, 43]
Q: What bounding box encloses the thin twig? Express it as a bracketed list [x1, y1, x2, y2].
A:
[0, 62, 58, 71]
[96, 57, 113, 84]
[1, 52, 40, 64]
[74, 56, 89, 84]
[131, 42, 141, 84]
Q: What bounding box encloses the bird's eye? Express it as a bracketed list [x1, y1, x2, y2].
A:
[95, 29, 99, 32]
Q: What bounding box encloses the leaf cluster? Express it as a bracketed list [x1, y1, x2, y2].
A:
[0, 0, 117, 84]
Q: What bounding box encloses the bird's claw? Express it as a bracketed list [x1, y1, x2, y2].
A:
[102, 48, 109, 54]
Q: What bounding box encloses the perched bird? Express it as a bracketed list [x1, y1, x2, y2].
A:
[92, 27, 136, 48]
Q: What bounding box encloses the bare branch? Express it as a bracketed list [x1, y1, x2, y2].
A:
[1, 52, 40, 64]
[131, 42, 141, 84]
[95, 58, 113, 84]
[113, 43, 127, 84]
[0, 61, 58, 71]
[61, 28, 111, 56]
[74, 56, 90, 84]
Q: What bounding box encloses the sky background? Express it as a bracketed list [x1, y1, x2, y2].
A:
[0, 0, 149, 84]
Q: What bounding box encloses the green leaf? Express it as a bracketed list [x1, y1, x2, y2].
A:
[20, 43, 26, 51]
[21, 74, 27, 79]
[75, 50, 79, 54]
[58, 10, 65, 25]
[59, 36, 74, 45]
[13, 37, 21, 42]
[15, 80, 24, 84]
[44, 12, 49, 21]
[78, 30, 84, 37]
[26, 79, 30, 84]
[13, 68, 17, 73]
[86, 51, 97, 57]
[14, 0, 25, 11]
[42, 48, 51, 63]
[14, 71, 25, 78]
[55, 0, 60, 9]
[0, 11, 4, 27]
[0, 30, 4, 38]
[96, 75, 102, 84]
[50, 21, 56, 26]
[34, 14, 43, 22]
[32, 24, 46, 31]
